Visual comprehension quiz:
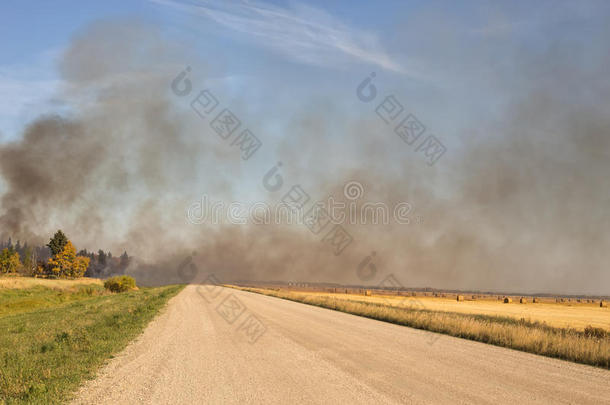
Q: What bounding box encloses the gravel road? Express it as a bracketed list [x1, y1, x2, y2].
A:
[72, 285, 610, 404]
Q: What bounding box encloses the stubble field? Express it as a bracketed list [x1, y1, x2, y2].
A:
[285, 291, 610, 331]
[232, 286, 610, 368]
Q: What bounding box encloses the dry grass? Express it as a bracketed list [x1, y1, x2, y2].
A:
[0, 275, 102, 291]
[233, 287, 610, 369]
[283, 292, 609, 332]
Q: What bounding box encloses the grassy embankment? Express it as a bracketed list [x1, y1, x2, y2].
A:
[232, 286, 610, 369]
[0, 277, 184, 404]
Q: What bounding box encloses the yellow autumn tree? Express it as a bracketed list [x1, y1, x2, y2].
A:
[73, 255, 90, 278]
[0, 248, 21, 274]
[47, 240, 90, 278]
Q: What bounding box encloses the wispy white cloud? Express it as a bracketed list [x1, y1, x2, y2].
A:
[151, 0, 406, 73]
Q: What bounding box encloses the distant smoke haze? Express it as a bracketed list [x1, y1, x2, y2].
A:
[1, 16, 608, 295]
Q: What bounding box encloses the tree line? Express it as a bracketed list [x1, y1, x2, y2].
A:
[0, 230, 129, 278]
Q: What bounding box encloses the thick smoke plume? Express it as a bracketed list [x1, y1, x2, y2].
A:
[1, 20, 608, 294]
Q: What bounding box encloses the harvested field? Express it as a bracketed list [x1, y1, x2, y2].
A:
[237, 287, 610, 332]
[232, 286, 610, 368]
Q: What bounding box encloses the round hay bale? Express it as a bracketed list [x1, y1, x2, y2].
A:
[601, 300, 608, 308]
[456, 295, 464, 301]
[364, 290, 372, 296]
[503, 297, 512, 303]
[520, 297, 527, 304]
[532, 297, 540, 303]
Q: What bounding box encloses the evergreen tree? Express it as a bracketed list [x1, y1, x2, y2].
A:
[47, 230, 68, 256]
[97, 250, 107, 266]
[119, 251, 130, 271]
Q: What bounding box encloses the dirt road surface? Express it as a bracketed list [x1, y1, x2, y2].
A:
[72, 285, 610, 404]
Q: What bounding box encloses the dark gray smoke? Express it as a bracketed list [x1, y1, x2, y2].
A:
[1, 18, 608, 295]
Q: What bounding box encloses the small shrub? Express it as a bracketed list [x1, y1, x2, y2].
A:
[80, 286, 96, 296]
[104, 276, 136, 293]
[584, 325, 607, 339]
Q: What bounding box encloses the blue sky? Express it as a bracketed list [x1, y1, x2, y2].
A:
[3, 0, 604, 140]
[1, 0, 607, 140]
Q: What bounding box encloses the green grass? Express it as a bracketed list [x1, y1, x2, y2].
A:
[0, 283, 184, 404]
[0, 285, 107, 317]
